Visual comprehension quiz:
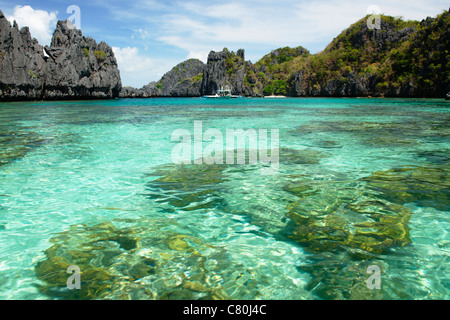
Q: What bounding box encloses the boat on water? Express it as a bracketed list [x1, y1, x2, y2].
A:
[202, 86, 243, 99]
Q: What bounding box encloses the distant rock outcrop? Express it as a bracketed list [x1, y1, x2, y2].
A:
[288, 11, 449, 98]
[120, 59, 205, 98]
[0, 11, 121, 101]
[201, 48, 261, 97]
[200, 50, 228, 95]
[159, 59, 205, 97]
[119, 83, 161, 98]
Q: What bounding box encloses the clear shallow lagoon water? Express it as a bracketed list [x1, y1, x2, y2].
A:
[0, 97, 448, 300]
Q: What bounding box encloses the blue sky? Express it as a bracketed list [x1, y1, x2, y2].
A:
[1, 0, 448, 88]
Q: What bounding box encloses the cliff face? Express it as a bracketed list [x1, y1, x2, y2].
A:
[158, 59, 205, 97]
[0, 11, 121, 101]
[43, 20, 122, 99]
[0, 11, 46, 100]
[288, 11, 449, 98]
[119, 83, 161, 98]
[201, 48, 260, 96]
[286, 17, 411, 97]
[119, 59, 205, 98]
[200, 50, 228, 95]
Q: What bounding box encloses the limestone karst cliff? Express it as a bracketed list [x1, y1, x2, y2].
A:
[0, 11, 121, 101]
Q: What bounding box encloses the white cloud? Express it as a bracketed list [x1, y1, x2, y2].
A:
[6, 5, 58, 46]
[156, 0, 449, 60]
[187, 50, 210, 62]
[113, 46, 153, 73]
[156, 0, 360, 60]
[132, 28, 151, 41]
[112, 46, 175, 88]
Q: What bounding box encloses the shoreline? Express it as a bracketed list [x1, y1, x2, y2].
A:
[1, 95, 448, 104]
[2, 93, 450, 103]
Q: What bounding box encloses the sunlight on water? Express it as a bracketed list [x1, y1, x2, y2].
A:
[0, 98, 448, 300]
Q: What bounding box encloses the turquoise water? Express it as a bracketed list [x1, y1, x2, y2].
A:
[0, 98, 448, 300]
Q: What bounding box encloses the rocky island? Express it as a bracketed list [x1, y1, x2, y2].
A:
[0, 10, 121, 101]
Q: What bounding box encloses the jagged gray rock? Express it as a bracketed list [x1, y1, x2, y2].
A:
[201, 48, 261, 97]
[120, 59, 205, 98]
[158, 59, 205, 97]
[200, 50, 229, 95]
[0, 12, 121, 101]
[119, 82, 162, 98]
[43, 20, 121, 99]
[0, 11, 47, 100]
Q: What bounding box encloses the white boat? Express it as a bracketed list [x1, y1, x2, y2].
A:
[202, 86, 243, 99]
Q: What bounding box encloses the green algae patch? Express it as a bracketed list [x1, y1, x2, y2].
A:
[298, 256, 387, 300]
[285, 182, 412, 255]
[363, 135, 418, 147]
[145, 147, 327, 212]
[278, 147, 327, 165]
[313, 140, 343, 149]
[290, 120, 450, 148]
[146, 163, 228, 210]
[0, 129, 49, 166]
[35, 222, 133, 299]
[362, 164, 450, 211]
[281, 163, 450, 299]
[295, 118, 450, 138]
[34, 218, 240, 300]
[283, 177, 416, 299]
[416, 150, 450, 165]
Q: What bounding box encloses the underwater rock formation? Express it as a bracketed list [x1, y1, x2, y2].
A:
[35, 219, 234, 300]
[0, 128, 49, 166]
[146, 163, 228, 211]
[284, 180, 412, 255]
[363, 164, 450, 211]
[145, 147, 326, 213]
[281, 161, 449, 299]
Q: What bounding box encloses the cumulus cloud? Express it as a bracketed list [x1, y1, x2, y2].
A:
[112, 46, 175, 88]
[113, 47, 153, 73]
[156, 0, 449, 59]
[6, 5, 58, 46]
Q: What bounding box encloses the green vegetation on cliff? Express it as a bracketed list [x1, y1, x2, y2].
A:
[254, 46, 310, 96]
[252, 10, 449, 97]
